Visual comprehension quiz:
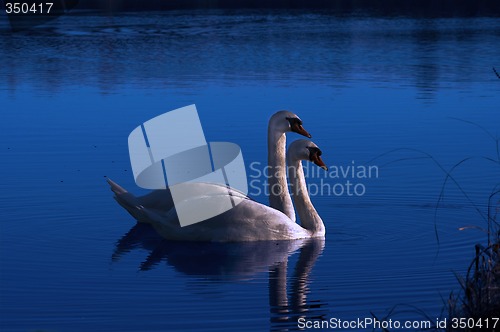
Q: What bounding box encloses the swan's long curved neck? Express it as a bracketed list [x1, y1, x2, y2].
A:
[268, 127, 295, 222]
[287, 158, 325, 236]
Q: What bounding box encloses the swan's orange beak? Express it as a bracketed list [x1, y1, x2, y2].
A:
[312, 154, 328, 171]
[291, 123, 312, 138]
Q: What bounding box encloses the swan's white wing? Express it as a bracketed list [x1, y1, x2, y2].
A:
[109, 179, 311, 241]
[147, 195, 310, 242]
[136, 182, 249, 212]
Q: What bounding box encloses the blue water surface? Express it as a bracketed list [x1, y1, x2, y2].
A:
[0, 11, 499, 332]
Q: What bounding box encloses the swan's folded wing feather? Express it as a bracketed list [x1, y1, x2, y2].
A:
[108, 180, 310, 241]
[149, 197, 309, 242]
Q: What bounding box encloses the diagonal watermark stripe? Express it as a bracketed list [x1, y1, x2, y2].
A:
[128, 105, 247, 227]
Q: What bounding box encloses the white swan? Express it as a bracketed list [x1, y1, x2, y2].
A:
[108, 139, 327, 242]
[287, 139, 326, 236]
[268, 111, 311, 222]
[108, 110, 311, 221]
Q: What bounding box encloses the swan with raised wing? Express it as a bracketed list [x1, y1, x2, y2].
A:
[108, 139, 327, 241]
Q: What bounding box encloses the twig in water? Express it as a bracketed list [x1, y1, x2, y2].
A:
[449, 117, 500, 162]
[366, 147, 490, 246]
[493, 67, 500, 79]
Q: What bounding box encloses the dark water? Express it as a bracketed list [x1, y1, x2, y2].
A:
[0, 11, 499, 331]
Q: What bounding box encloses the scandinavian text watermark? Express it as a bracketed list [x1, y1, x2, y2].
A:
[249, 161, 379, 197]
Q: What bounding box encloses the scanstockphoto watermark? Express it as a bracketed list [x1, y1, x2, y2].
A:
[248, 161, 379, 197]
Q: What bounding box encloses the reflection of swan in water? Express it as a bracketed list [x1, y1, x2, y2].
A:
[113, 223, 306, 277]
[113, 227, 327, 328]
[269, 238, 327, 330]
[108, 140, 327, 241]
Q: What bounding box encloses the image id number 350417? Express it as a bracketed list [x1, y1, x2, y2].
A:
[451, 318, 499, 330]
[5, 2, 53, 14]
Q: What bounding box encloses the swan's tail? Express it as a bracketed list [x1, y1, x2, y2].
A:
[107, 178, 148, 223]
[107, 178, 128, 195]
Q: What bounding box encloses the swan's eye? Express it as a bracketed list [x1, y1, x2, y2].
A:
[286, 117, 302, 126]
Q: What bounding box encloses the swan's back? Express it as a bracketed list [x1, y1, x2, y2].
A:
[144, 196, 311, 242]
